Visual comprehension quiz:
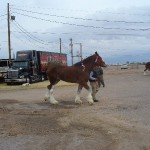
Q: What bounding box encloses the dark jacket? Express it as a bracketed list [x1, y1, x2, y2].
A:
[89, 70, 97, 82]
[96, 67, 103, 76]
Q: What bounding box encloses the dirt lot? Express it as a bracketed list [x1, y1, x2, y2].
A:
[0, 65, 150, 150]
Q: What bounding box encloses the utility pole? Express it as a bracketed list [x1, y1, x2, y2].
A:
[74, 43, 83, 61]
[70, 38, 73, 65]
[79, 43, 82, 60]
[7, 3, 11, 66]
[59, 38, 61, 53]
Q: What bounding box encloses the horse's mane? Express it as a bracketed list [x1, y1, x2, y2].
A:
[73, 54, 95, 66]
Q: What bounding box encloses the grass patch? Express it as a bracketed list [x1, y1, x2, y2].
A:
[0, 80, 76, 90]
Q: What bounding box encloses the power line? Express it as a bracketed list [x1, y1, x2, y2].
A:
[11, 8, 150, 24]
[11, 31, 48, 50]
[11, 12, 150, 31]
[9, 30, 150, 37]
[10, 5, 150, 17]
[13, 21, 49, 45]
[11, 22, 49, 49]
[12, 20, 59, 44]
[11, 22, 64, 51]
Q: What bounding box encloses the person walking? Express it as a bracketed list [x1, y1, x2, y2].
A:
[95, 66, 105, 88]
[89, 66, 99, 102]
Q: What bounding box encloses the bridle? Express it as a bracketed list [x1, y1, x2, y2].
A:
[81, 54, 100, 72]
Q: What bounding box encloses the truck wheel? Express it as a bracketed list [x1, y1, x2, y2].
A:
[7, 83, 12, 85]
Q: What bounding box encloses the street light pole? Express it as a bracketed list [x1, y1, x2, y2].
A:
[70, 38, 73, 65]
[74, 43, 82, 61]
[79, 43, 82, 60]
[59, 38, 61, 53]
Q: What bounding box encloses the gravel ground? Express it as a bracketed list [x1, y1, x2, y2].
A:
[0, 65, 150, 150]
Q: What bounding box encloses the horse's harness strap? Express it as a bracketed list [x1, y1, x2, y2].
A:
[95, 56, 99, 63]
[82, 62, 85, 71]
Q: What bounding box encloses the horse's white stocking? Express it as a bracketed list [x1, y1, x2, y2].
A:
[44, 89, 50, 101]
[144, 71, 146, 75]
[75, 86, 82, 104]
[75, 93, 82, 104]
[49, 89, 58, 104]
[44, 88, 58, 104]
[87, 89, 94, 105]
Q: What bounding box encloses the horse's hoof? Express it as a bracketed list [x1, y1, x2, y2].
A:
[88, 101, 94, 105]
[44, 97, 48, 101]
[51, 101, 58, 105]
[89, 103, 94, 105]
[75, 100, 82, 104]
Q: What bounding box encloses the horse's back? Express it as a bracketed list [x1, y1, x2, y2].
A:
[47, 62, 63, 72]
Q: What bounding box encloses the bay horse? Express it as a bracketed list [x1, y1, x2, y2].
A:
[144, 62, 150, 75]
[44, 52, 106, 105]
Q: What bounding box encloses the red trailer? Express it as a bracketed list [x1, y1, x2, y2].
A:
[38, 51, 67, 72]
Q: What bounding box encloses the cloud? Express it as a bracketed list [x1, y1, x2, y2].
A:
[1, 2, 150, 64]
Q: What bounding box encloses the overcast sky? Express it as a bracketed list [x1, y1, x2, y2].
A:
[1, 0, 150, 64]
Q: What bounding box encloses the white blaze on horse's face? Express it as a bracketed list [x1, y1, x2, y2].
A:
[95, 55, 106, 67]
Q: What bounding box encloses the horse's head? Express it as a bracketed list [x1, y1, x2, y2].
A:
[94, 52, 106, 67]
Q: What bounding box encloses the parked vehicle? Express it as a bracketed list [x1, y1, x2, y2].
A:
[0, 59, 14, 83]
[5, 50, 67, 84]
[120, 64, 128, 69]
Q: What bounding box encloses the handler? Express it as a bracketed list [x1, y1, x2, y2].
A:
[89, 66, 105, 102]
[89, 66, 99, 102]
[95, 66, 105, 88]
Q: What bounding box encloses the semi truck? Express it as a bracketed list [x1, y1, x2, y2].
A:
[5, 50, 67, 84]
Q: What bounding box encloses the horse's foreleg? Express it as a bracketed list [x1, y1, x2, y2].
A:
[83, 83, 94, 105]
[87, 89, 94, 105]
[44, 84, 58, 104]
[75, 84, 83, 104]
[44, 85, 51, 101]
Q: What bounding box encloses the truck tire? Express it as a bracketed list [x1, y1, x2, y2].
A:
[7, 82, 12, 85]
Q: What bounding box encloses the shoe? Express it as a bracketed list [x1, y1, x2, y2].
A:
[93, 99, 99, 102]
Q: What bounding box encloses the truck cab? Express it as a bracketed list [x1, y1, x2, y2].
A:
[5, 50, 42, 84]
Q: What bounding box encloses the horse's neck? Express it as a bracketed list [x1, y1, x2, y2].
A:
[84, 63, 94, 73]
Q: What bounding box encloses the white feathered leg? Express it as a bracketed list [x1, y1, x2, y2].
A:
[87, 89, 94, 105]
[75, 93, 82, 104]
[44, 89, 50, 101]
[75, 85, 83, 104]
[44, 88, 58, 104]
[49, 89, 58, 104]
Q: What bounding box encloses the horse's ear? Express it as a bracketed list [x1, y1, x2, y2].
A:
[95, 51, 98, 55]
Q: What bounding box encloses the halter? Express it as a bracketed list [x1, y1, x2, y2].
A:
[95, 56, 99, 63]
[81, 62, 85, 71]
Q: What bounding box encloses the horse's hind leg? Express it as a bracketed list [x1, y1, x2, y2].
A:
[75, 84, 83, 104]
[83, 83, 93, 105]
